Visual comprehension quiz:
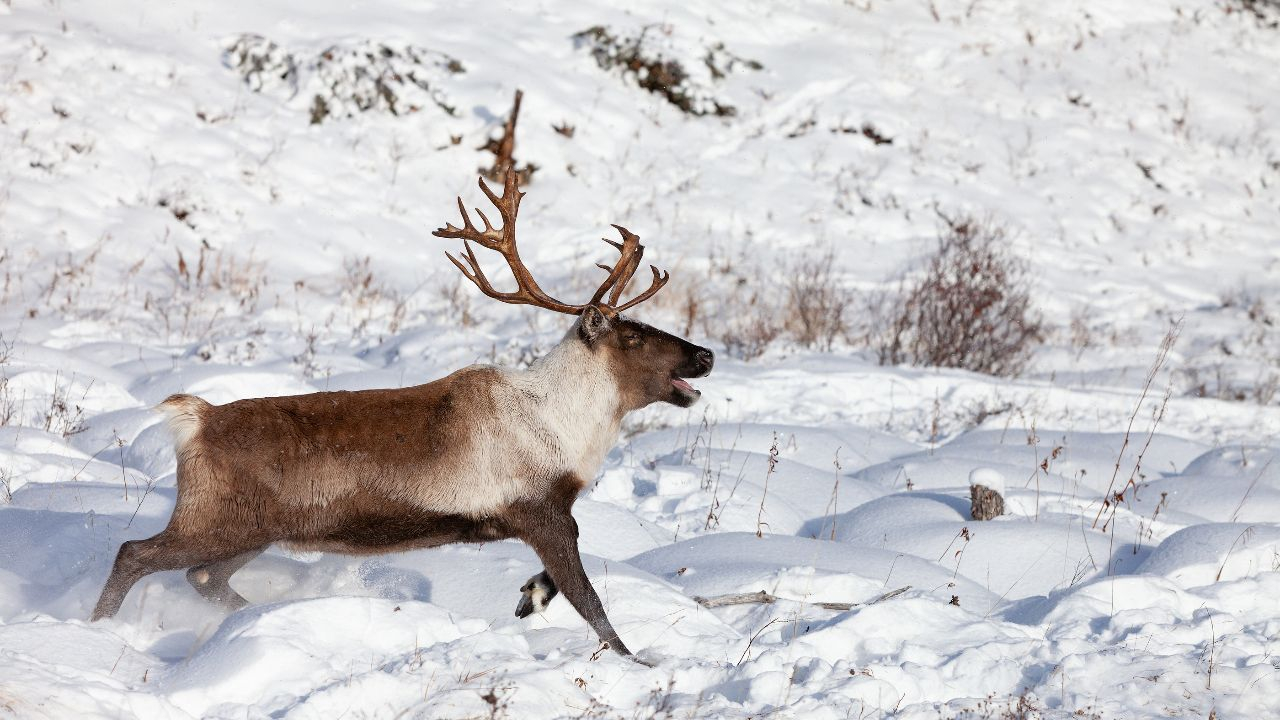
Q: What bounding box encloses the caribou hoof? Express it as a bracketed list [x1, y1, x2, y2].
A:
[514, 571, 557, 618]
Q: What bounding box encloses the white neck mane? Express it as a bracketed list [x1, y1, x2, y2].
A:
[508, 333, 623, 483]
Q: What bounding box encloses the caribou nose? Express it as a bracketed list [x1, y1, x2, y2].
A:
[695, 349, 715, 374]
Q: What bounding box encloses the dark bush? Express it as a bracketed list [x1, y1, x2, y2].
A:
[786, 249, 852, 351]
[877, 215, 1043, 377]
[223, 35, 465, 124]
[571, 26, 758, 117]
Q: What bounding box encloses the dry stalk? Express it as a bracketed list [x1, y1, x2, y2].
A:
[1205, 615, 1218, 690]
[756, 433, 779, 538]
[939, 527, 971, 581]
[1215, 526, 1257, 582]
[704, 423, 743, 531]
[822, 448, 843, 540]
[1092, 320, 1181, 531]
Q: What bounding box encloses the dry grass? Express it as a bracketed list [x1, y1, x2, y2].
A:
[1224, 0, 1280, 26]
[437, 276, 478, 328]
[1181, 285, 1278, 405]
[658, 243, 854, 360]
[338, 255, 412, 339]
[941, 689, 1101, 720]
[148, 244, 268, 344]
[42, 371, 88, 438]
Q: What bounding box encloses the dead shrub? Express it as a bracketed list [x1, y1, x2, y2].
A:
[786, 248, 853, 351]
[1068, 306, 1093, 361]
[1181, 284, 1280, 405]
[656, 244, 852, 360]
[43, 372, 87, 438]
[0, 333, 14, 428]
[719, 290, 783, 360]
[571, 25, 758, 117]
[223, 34, 465, 124]
[1223, 0, 1280, 27]
[680, 243, 783, 360]
[478, 90, 537, 185]
[1182, 364, 1280, 405]
[876, 214, 1043, 377]
[338, 255, 409, 338]
[438, 276, 477, 328]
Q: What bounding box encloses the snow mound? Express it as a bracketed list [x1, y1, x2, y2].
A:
[161, 597, 484, 715]
[1138, 522, 1280, 586]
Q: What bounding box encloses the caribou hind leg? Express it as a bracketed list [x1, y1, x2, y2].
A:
[92, 531, 261, 620]
[186, 547, 266, 610]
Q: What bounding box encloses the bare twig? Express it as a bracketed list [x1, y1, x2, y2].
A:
[815, 585, 911, 611]
[824, 448, 843, 540]
[737, 617, 781, 665]
[1206, 615, 1218, 690]
[1230, 459, 1273, 523]
[694, 585, 911, 610]
[126, 474, 158, 529]
[695, 590, 774, 608]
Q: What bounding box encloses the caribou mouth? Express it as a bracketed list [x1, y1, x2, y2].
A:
[671, 377, 700, 396]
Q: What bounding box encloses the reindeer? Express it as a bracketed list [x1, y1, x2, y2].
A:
[90, 168, 713, 661]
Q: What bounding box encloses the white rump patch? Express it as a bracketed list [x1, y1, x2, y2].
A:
[157, 394, 207, 450]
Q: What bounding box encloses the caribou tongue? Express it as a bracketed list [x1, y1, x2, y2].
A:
[671, 378, 696, 393]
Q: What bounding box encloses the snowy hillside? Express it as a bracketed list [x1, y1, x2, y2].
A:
[1, 0, 1279, 717]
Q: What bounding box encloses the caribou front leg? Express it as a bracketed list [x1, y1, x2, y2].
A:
[510, 485, 633, 658]
[514, 569, 558, 618]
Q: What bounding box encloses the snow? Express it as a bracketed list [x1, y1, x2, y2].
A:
[2, 0, 1280, 718]
[968, 467, 1007, 494]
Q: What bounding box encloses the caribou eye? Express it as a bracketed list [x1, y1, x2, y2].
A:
[623, 334, 642, 348]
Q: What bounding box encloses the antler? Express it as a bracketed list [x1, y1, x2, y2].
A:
[433, 168, 669, 317]
[434, 169, 583, 314]
[589, 225, 669, 314]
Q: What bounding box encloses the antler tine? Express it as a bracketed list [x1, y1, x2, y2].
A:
[611, 265, 670, 314]
[473, 208, 494, 233]
[588, 224, 644, 306]
[434, 168, 585, 315]
[606, 226, 646, 306]
[434, 169, 670, 317]
[477, 174, 509, 216]
[445, 242, 497, 295]
[608, 251, 643, 306]
[439, 195, 502, 249]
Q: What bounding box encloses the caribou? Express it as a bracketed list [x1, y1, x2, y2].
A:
[91, 168, 714, 661]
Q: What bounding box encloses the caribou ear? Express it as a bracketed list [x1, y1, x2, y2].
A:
[578, 305, 612, 345]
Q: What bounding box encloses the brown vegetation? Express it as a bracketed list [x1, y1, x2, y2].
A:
[876, 214, 1043, 377]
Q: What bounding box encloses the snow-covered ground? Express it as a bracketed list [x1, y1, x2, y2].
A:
[2, 0, 1279, 717]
